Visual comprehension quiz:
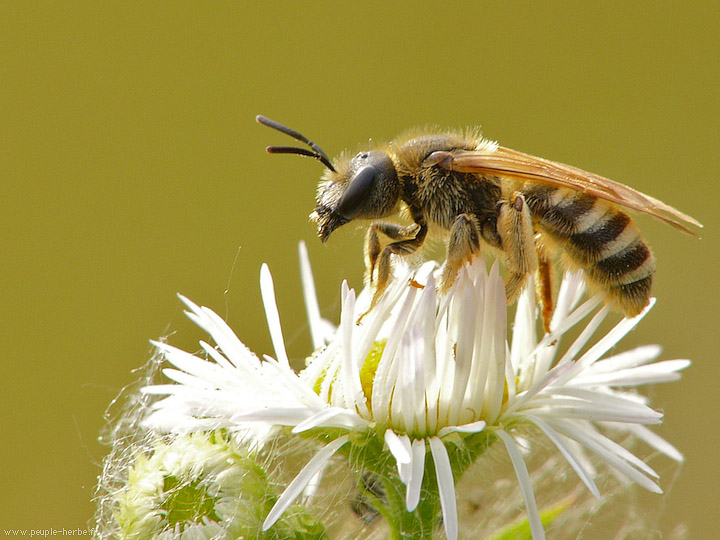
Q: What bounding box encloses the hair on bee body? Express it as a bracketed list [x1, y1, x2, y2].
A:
[258, 115, 702, 330]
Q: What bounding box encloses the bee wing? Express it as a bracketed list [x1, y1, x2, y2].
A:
[431, 146, 702, 237]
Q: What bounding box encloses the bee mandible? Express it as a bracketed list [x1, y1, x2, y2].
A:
[257, 115, 702, 328]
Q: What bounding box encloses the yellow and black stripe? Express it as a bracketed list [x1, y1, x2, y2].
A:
[525, 185, 655, 316]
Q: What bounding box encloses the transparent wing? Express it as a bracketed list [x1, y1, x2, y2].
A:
[426, 146, 702, 237]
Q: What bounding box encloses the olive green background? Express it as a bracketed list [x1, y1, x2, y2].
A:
[1, 2, 717, 537]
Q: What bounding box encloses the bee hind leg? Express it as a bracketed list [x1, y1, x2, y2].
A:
[536, 247, 554, 333]
[440, 213, 482, 292]
[499, 193, 538, 305]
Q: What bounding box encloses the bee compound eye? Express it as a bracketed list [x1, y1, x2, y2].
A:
[335, 165, 378, 220]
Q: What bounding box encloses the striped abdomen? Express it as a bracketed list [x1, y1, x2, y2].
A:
[525, 186, 655, 316]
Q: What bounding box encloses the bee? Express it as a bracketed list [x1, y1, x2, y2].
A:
[257, 115, 702, 328]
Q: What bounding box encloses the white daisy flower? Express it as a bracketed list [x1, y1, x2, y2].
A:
[143, 243, 689, 540]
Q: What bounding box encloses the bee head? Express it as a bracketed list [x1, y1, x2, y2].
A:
[257, 116, 399, 243]
[311, 150, 399, 242]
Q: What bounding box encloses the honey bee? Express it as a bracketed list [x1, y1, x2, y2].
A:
[257, 115, 702, 327]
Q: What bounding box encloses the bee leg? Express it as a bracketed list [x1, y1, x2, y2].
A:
[360, 221, 427, 321]
[499, 193, 538, 304]
[364, 226, 382, 287]
[535, 238, 554, 333]
[364, 223, 421, 286]
[439, 213, 481, 292]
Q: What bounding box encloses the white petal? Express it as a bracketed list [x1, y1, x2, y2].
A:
[419, 274, 440, 434]
[292, 407, 366, 433]
[552, 302, 610, 369]
[160, 367, 216, 388]
[262, 435, 349, 531]
[301, 467, 325, 505]
[339, 282, 355, 408]
[546, 419, 662, 493]
[339, 282, 369, 417]
[153, 342, 227, 381]
[552, 293, 603, 344]
[402, 285, 437, 435]
[429, 437, 458, 540]
[354, 269, 412, 364]
[532, 295, 604, 385]
[501, 362, 575, 420]
[307, 341, 341, 403]
[496, 430, 546, 540]
[398, 325, 426, 433]
[141, 383, 181, 395]
[373, 285, 417, 422]
[511, 276, 538, 376]
[438, 420, 486, 437]
[576, 359, 691, 387]
[178, 295, 258, 370]
[406, 438, 426, 511]
[588, 344, 662, 372]
[197, 340, 235, 370]
[260, 264, 290, 368]
[385, 429, 412, 466]
[298, 241, 330, 350]
[464, 269, 490, 416]
[526, 276, 596, 380]
[260, 354, 327, 407]
[528, 404, 660, 425]
[231, 407, 319, 426]
[526, 415, 600, 498]
[620, 423, 684, 462]
[446, 271, 478, 426]
[570, 299, 655, 373]
[528, 387, 663, 424]
[552, 270, 586, 325]
[484, 263, 508, 423]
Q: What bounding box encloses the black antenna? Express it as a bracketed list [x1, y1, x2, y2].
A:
[256, 115, 336, 172]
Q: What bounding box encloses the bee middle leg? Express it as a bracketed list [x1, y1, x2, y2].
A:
[439, 213, 482, 292]
[498, 193, 538, 304]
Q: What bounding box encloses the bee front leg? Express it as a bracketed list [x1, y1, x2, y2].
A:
[361, 221, 427, 320]
[498, 193, 538, 304]
[364, 223, 421, 286]
[440, 213, 482, 292]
